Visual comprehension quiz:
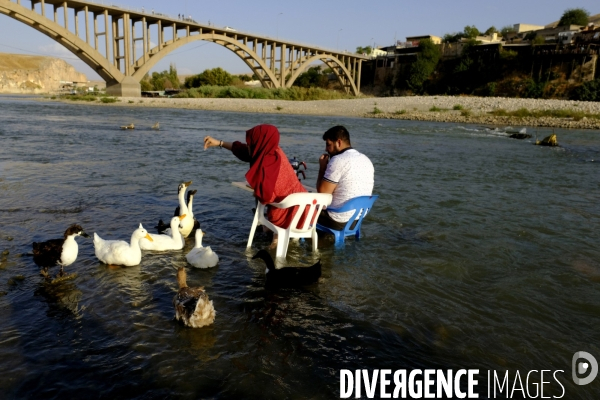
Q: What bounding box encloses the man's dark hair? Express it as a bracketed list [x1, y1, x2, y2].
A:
[322, 125, 351, 145]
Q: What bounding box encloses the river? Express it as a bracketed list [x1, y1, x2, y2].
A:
[0, 95, 599, 399]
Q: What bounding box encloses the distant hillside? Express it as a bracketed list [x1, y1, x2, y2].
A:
[0, 53, 87, 93]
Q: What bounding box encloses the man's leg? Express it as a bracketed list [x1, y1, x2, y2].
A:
[316, 210, 347, 231]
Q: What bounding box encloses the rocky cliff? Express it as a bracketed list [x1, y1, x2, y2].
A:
[0, 53, 88, 93]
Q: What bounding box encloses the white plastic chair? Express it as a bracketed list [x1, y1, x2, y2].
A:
[247, 193, 332, 259]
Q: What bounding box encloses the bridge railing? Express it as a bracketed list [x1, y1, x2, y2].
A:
[11, 0, 363, 58]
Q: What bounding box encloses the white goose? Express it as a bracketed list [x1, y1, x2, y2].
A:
[158, 182, 197, 238]
[186, 229, 218, 269]
[177, 183, 195, 238]
[140, 215, 186, 251]
[93, 224, 153, 267]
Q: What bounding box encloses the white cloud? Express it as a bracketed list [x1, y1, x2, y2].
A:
[38, 42, 73, 57]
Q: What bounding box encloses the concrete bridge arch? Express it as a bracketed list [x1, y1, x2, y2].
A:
[0, 0, 368, 96]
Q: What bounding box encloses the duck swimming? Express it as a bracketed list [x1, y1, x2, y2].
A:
[186, 229, 218, 268]
[32, 224, 89, 279]
[173, 267, 215, 328]
[93, 224, 153, 267]
[252, 249, 321, 288]
[140, 215, 186, 251]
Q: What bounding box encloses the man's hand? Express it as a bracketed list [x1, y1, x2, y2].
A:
[317, 153, 336, 194]
[318, 153, 330, 171]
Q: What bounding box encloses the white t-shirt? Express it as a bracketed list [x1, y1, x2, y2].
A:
[323, 148, 374, 222]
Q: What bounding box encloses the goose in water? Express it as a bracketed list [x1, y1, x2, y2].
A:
[93, 224, 153, 267]
[140, 215, 186, 251]
[252, 249, 321, 288]
[173, 267, 215, 328]
[32, 224, 89, 279]
[156, 181, 199, 237]
[151, 122, 160, 130]
[186, 229, 218, 269]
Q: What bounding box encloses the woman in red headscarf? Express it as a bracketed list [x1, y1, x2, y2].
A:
[204, 124, 307, 236]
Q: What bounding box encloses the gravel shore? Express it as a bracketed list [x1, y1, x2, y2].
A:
[94, 95, 600, 130]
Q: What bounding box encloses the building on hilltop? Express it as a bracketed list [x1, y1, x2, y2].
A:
[513, 23, 545, 33]
[405, 35, 442, 45]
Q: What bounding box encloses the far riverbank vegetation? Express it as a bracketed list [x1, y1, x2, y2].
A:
[177, 65, 353, 100]
[360, 7, 600, 102]
[139, 64, 354, 100]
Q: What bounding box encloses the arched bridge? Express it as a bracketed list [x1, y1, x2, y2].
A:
[0, 0, 369, 96]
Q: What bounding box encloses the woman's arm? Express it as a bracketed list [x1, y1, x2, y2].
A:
[204, 136, 233, 151]
[204, 135, 251, 162]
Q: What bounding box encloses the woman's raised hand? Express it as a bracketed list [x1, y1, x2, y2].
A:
[204, 136, 220, 150]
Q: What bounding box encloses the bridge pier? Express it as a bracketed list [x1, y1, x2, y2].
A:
[106, 76, 141, 97]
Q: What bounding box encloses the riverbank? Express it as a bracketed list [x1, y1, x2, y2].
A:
[54, 95, 600, 129]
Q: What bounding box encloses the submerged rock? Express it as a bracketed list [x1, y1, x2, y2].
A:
[509, 133, 532, 139]
[535, 134, 558, 146]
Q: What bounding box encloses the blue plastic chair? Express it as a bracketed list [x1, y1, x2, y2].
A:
[316, 195, 379, 245]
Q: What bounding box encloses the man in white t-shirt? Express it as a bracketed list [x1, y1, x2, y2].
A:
[316, 125, 374, 230]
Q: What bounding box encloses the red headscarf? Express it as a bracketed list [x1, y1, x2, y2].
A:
[244, 124, 282, 203]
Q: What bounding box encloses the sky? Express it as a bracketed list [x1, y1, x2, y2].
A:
[0, 0, 598, 80]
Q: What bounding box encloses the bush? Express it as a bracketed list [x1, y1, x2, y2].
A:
[185, 67, 233, 87]
[100, 97, 117, 103]
[453, 104, 464, 110]
[293, 66, 329, 88]
[65, 93, 98, 102]
[173, 85, 353, 101]
[141, 64, 180, 91]
[572, 79, 600, 101]
[485, 82, 497, 97]
[522, 79, 546, 99]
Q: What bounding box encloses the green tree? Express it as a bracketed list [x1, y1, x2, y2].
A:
[293, 66, 329, 88]
[139, 64, 180, 91]
[184, 67, 234, 87]
[356, 46, 372, 55]
[443, 32, 464, 43]
[463, 25, 480, 39]
[500, 25, 517, 37]
[558, 8, 589, 26]
[532, 35, 546, 45]
[484, 26, 498, 35]
[406, 39, 441, 93]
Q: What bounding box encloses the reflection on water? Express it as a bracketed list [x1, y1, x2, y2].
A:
[0, 95, 599, 399]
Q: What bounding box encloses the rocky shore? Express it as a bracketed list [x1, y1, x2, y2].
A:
[71, 95, 600, 130]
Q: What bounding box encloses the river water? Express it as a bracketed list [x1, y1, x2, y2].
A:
[0, 95, 598, 399]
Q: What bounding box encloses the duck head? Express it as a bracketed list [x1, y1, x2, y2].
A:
[177, 181, 193, 194]
[134, 225, 153, 242]
[64, 224, 90, 239]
